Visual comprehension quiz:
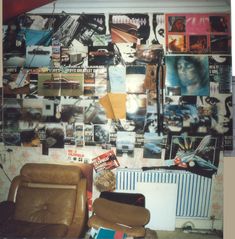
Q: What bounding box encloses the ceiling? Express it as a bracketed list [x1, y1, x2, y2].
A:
[29, 0, 231, 14]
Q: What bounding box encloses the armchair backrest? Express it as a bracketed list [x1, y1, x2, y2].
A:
[7, 163, 87, 237]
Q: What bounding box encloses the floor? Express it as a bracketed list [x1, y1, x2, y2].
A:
[156, 228, 223, 239]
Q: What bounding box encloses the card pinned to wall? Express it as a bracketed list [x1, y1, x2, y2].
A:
[99, 93, 126, 120]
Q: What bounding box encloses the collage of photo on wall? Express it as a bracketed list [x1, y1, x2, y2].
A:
[1, 11, 232, 177]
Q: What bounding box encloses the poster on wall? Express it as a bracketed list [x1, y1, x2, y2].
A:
[165, 55, 210, 96]
[164, 134, 220, 177]
[209, 55, 232, 94]
[165, 13, 231, 54]
[109, 14, 150, 44]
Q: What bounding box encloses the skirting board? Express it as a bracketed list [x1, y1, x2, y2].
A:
[175, 218, 223, 231]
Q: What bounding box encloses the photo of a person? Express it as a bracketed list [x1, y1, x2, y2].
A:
[166, 56, 209, 96]
[168, 16, 186, 32]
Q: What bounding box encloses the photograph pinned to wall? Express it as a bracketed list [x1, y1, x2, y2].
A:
[135, 44, 163, 64]
[54, 13, 106, 47]
[84, 101, 108, 125]
[143, 132, 164, 159]
[116, 131, 136, 157]
[108, 65, 126, 93]
[3, 98, 22, 131]
[44, 123, 65, 148]
[165, 55, 209, 96]
[165, 13, 231, 54]
[126, 65, 146, 94]
[53, 14, 80, 47]
[95, 68, 108, 97]
[164, 134, 220, 177]
[21, 98, 44, 122]
[115, 43, 136, 64]
[88, 44, 120, 66]
[74, 123, 84, 147]
[210, 35, 230, 54]
[209, 55, 232, 94]
[3, 132, 21, 146]
[168, 16, 186, 33]
[60, 44, 88, 68]
[3, 70, 30, 96]
[109, 14, 150, 44]
[152, 14, 165, 47]
[84, 124, 94, 146]
[163, 102, 205, 134]
[37, 72, 84, 97]
[61, 103, 84, 124]
[25, 45, 52, 68]
[144, 112, 158, 133]
[20, 127, 41, 147]
[189, 35, 208, 53]
[126, 94, 147, 133]
[167, 35, 186, 53]
[92, 150, 120, 173]
[64, 123, 75, 145]
[3, 20, 26, 68]
[197, 94, 233, 150]
[83, 70, 96, 97]
[94, 124, 110, 144]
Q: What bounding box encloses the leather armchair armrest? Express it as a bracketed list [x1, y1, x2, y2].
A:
[0, 201, 15, 225]
[66, 178, 88, 238]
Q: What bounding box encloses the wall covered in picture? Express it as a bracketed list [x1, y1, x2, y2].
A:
[0, 1, 231, 228]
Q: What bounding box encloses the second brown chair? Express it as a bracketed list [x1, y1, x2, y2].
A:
[88, 197, 150, 237]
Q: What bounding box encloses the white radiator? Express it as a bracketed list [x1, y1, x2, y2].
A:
[116, 169, 212, 218]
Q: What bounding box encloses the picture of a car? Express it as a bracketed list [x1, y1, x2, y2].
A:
[43, 78, 80, 89]
[89, 49, 113, 57]
[144, 143, 161, 154]
[28, 48, 50, 55]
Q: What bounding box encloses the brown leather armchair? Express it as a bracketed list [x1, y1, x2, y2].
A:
[88, 197, 150, 237]
[0, 163, 87, 238]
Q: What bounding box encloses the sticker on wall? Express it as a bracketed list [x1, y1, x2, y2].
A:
[109, 14, 150, 44]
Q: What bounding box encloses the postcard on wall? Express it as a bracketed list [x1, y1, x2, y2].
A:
[92, 150, 120, 172]
[126, 65, 146, 94]
[143, 132, 162, 159]
[108, 65, 126, 93]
